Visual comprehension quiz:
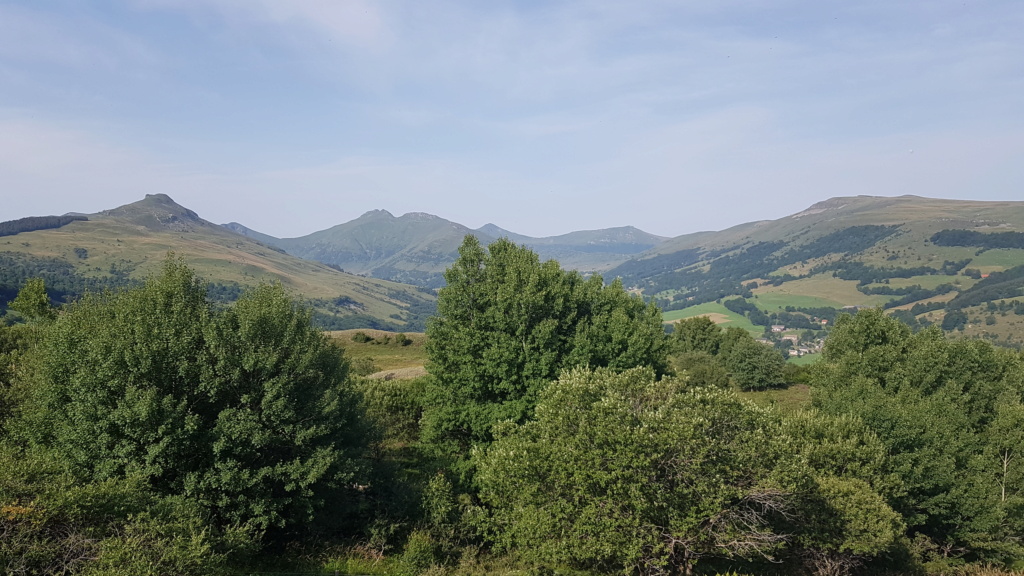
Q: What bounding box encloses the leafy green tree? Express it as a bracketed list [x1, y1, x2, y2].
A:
[726, 337, 785, 391]
[7, 278, 55, 323]
[475, 367, 790, 575]
[0, 323, 36, 432]
[673, 351, 730, 388]
[795, 476, 904, 576]
[813, 308, 1024, 562]
[21, 258, 369, 533]
[671, 315, 723, 355]
[422, 236, 667, 454]
[718, 326, 753, 359]
[780, 410, 906, 575]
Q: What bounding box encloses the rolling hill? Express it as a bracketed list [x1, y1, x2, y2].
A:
[0, 195, 435, 331]
[230, 211, 667, 288]
[612, 195, 1024, 348]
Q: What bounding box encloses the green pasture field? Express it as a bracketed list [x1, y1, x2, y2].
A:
[753, 275, 889, 309]
[327, 329, 429, 372]
[788, 353, 821, 366]
[864, 274, 973, 291]
[971, 248, 1024, 271]
[662, 302, 761, 336]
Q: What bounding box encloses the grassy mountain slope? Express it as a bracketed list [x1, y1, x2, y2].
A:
[235, 212, 668, 288]
[266, 210, 491, 288]
[615, 195, 1024, 347]
[1, 195, 434, 330]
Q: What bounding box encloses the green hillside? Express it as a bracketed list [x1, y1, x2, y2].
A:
[631, 195, 1024, 347]
[0, 195, 434, 330]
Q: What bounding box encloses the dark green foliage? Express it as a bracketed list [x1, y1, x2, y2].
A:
[790, 225, 900, 260]
[348, 356, 379, 376]
[205, 281, 245, 304]
[725, 337, 786, 391]
[422, 236, 668, 455]
[909, 300, 946, 316]
[605, 248, 704, 286]
[476, 368, 791, 574]
[813, 309, 1024, 563]
[781, 362, 813, 386]
[858, 282, 955, 310]
[0, 445, 254, 576]
[0, 252, 134, 311]
[312, 311, 404, 331]
[674, 351, 731, 388]
[672, 315, 723, 355]
[768, 309, 822, 330]
[940, 258, 972, 275]
[0, 215, 87, 237]
[20, 258, 370, 533]
[673, 319, 786, 392]
[0, 323, 36, 432]
[889, 308, 930, 332]
[358, 377, 427, 445]
[786, 305, 842, 324]
[7, 278, 55, 323]
[942, 309, 968, 331]
[931, 229, 1024, 250]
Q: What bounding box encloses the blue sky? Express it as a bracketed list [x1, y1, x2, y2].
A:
[1, 1, 1022, 238]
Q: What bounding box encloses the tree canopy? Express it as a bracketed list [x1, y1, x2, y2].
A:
[421, 235, 668, 454]
[20, 258, 369, 532]
[475, 367, 791, 574]
[814, 308, 1024, 562]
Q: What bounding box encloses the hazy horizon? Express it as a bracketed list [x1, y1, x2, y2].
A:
[2, 1, 1022, 238]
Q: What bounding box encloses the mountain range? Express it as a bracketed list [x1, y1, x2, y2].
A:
[5, 194, 1024, 344]
[225, 211, 666, 288]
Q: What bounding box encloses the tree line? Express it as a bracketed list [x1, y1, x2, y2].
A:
[1, 238, 1022, 576]
[0, 215, 87, 237]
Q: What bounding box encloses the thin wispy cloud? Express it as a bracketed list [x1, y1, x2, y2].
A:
[1, 1, 1021, 237]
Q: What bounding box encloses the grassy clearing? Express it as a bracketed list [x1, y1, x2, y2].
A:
[663, 302, 761, 336]
[328, 329, 429, 374]
[788, 353, 821, 366]
[971, 248, 1024, 270]
[864, 274, 973, 290]
[739, 384, 812, 412]
[753, 275, 890, 309]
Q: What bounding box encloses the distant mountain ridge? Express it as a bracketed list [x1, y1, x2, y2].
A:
[10, 193, 1024, 345]
[228, 211, 668, 288]
[0, 194, 435, 331]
